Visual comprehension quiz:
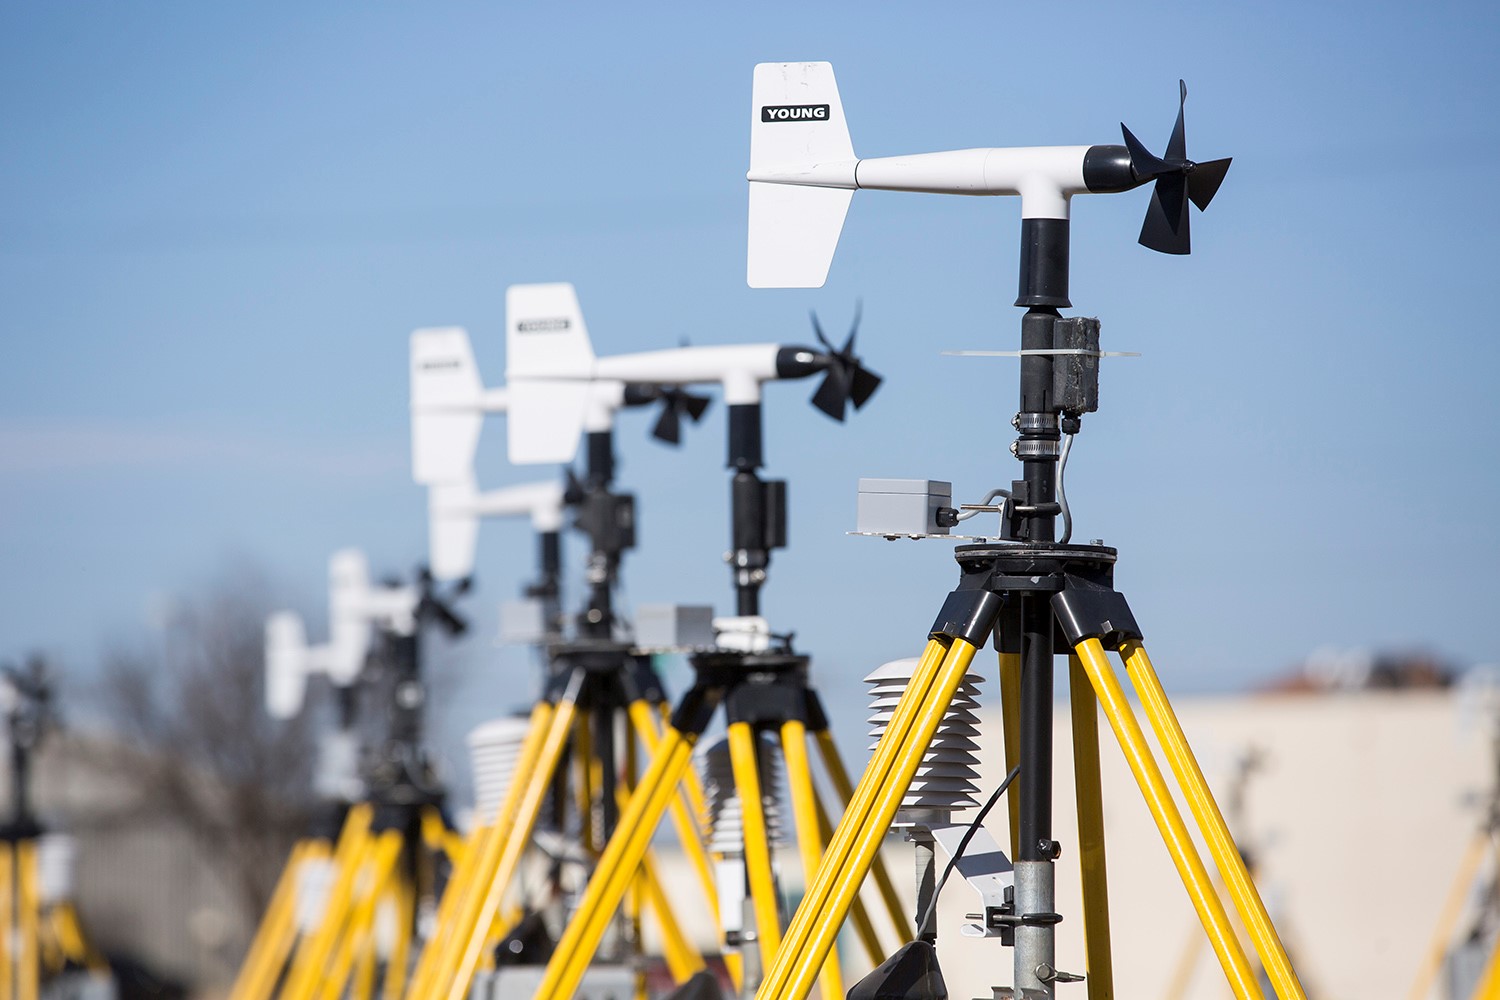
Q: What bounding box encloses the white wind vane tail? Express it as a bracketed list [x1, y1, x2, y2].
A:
[866, 657, 984, 822]
[410, 327, 486, 485]
[747, 61, 856, 288]
[505, 282, 597, 465]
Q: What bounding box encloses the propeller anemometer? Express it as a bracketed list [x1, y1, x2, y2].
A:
[809, 304, 882, 421]
[1121, 80, 1232, 255]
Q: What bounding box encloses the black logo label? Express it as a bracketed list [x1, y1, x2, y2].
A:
[517, 318, 571, 333]
[761, 104, 830, 123]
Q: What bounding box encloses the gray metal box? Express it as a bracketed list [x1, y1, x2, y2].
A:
[857, 478, 953, 535]
[635, 604, 716, 649]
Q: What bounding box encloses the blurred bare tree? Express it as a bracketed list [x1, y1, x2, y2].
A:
[93, 561, 318, 923]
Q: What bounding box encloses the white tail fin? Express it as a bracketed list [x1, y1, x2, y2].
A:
[747, 61, 857, 288]
[265, 611, 311, 719]
[410, 327, 484, 484]
[428, 478, 481, 582]
[505, 283, 597, 465]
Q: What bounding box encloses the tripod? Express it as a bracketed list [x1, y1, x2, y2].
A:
[233, 569, 466, 1000]
[750, 195, 1307, 1000]
[530, 398, 910, 1000]
[0, 659, 108, 1000]
[408, 427, 723, 1000]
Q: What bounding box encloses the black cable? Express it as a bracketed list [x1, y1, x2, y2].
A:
[918, 763, 1021, 937]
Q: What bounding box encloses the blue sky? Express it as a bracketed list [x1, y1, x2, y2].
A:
[3, 2, 1499, 764]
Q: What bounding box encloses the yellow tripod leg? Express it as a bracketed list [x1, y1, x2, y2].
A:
[408, 699, 556, 1000]
[229, 839, 312, 1000]
[628, 703, 719, 919]
[1068, 654, 1114, 1000]
[284, 806, 374, 997]
[437, 694, 580, 1000]
[1471, 927, 1500, 1000]
[534, 727, 698, 1000]
[575, 710, 596, 855]
[1072, 639, 1261, 1000]
[781, 720, 842, 1000]
[762, 638, 950, 1000]
[998, 650, 1023, 858]
[18, 839, 39, 1000]
[319, 829, 403, 1000]
[1120, 640, 1306, 1000]
[811, 729, 909, 943]
[1408, 827, 1489, 1000]
[728, 721, 783, 970]
[811, 791, 884, 969]
[637, 844, 707, 982]
[1, 842, 12, 1000]
[284, 815, 378, 1000]
[764, 638, 976, 1000]
[382, 875, 414, 1000]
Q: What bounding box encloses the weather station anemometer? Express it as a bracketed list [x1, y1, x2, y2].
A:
[742, 61, 1306, 1000]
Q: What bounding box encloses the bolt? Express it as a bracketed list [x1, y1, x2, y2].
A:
[1009, 441, 1020, 457]
[1090, 538, 1104, 546]
[1011, 413, 1022, 429]
[1035, 963, 1057, 983]
[586, 609, 604, 624]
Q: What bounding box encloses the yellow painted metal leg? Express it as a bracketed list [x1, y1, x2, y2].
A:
[1121, 640, 1306, 1000]
[998, 650, 1023, 859]
[761, 639, 951, 1000]
[628, 702, 721, 923]
[408, 699, 555, 1000]
[1068, 654, 1114, 1000]
[534, 727, 698, 1000]
[439, 694, 581, 1000]
[812, 728, 909, 944]
[781, 720, 842, 1000]
[229, 839, 312, 1000]
[637, 845, 707, 982]
[1, 842, 12, 1000]
[18, 840, 38, 1000]
[1408, 828, 1489, 1000]
[729, 721, 783, 970]
[282, 806, 376, 1000]
[761, 637, 974, 1000]
[319, 830, 403, 1000]
[382, 875, 414, 1000]
[1072, 639, 1261, 1000]
[812, 792, 883, 969]
[1470, 927, 1500, 1000]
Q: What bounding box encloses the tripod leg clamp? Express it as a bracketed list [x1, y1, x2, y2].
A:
[929, 589, 1005, 648]
[1051, 579, 1142, 651]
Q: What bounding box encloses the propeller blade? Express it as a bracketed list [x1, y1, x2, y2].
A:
[841, 299, 863, 355]
[1166, 79, 1188, 163]
[1187, 157, 1232, 211]
[1121, 123, 1169, 180]
[811, 367, 850, 421]
[681, 391, 711, 422]
[1139, 177, 1191, 255]
[651, 402, 682, 445]
[849, 365, 883, 408]
[810, 310, 833, 353]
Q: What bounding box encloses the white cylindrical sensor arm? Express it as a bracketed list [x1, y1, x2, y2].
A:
[854, 146, 1091, 219]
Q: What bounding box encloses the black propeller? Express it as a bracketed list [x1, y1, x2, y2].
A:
[1121, 80, 1232, 255]
[809, 304, 882, 421]
[649, 386, 712, 445]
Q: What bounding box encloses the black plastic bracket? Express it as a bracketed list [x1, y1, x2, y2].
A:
[1051, 577, 1142, 651]
[929, 588, 1005, 648]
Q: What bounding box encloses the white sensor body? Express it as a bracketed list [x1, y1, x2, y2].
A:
[506, 282, 785, 466]
[264, 549, 419, 719]
[747, 61, 1096, 287]
[427, 476, 566, 581]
